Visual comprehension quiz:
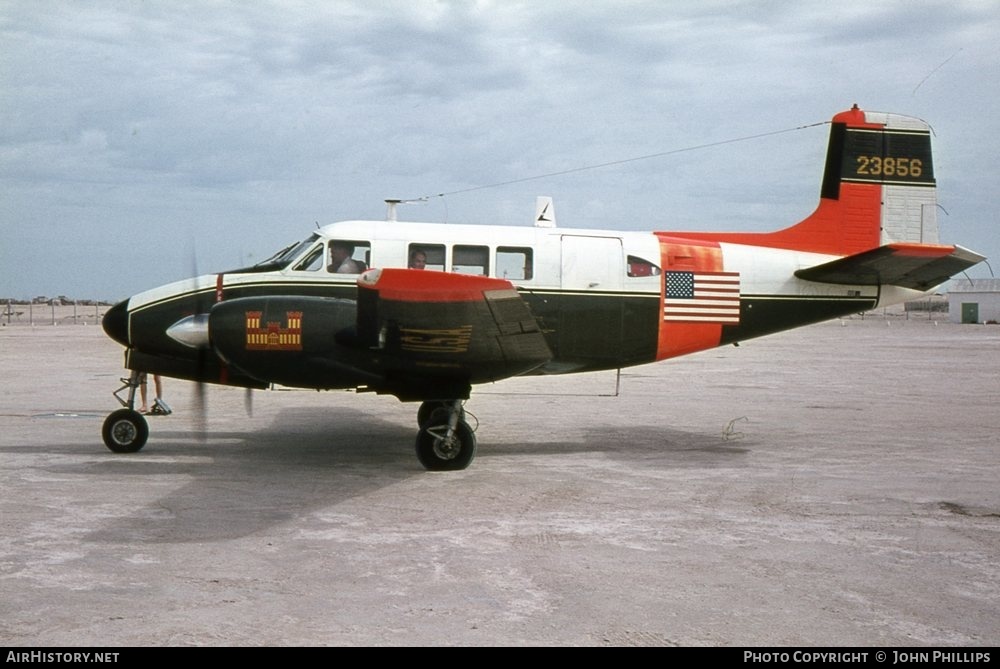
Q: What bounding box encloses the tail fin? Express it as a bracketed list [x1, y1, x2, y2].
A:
[675, 105, 941, 256]
[813, 105, 939, 253]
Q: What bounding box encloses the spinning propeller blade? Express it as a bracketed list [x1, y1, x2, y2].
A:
[190, 240, 209, 443]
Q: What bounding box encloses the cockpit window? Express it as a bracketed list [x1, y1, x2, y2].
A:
[292, 243, 324, 271]
[328, 240, 370, 274]
[258, 234, 320, 269]
[627, 255, 661, 278]
[224, 234, 323, 274]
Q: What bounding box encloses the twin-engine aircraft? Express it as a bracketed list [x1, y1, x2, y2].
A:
[101, 106, 984, 469]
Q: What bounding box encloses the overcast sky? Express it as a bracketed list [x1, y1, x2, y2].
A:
[2, 1, 997, 301]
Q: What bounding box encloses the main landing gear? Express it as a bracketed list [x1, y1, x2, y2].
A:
[415, 400, 477, 471]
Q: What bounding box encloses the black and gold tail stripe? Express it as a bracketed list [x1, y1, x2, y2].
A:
[841, 128, 935, 187]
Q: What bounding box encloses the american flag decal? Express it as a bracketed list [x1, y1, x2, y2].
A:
[663, 271, 740, 324]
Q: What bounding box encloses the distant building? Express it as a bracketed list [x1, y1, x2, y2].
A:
[948, 279, 1000, 324]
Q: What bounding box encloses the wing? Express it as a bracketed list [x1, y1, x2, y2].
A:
[353, 268, 551, 399]
[208, 269, 551, 400]
[794, 243, 985, 290]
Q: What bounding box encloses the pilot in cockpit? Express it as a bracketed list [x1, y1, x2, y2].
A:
[329, 242, 365, 274]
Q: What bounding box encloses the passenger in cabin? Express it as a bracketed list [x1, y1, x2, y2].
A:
[329, 242, 364, 274]
[408, 249, 427, 270]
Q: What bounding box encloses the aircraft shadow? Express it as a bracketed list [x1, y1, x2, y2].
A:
[26, 407, 752, 544]
[486, 426, 752, 468]
[75, 407, 417, 544]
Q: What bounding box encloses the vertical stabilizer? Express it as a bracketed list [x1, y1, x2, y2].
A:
[821, 107, 939, 248]
[668, 105, 939, 256]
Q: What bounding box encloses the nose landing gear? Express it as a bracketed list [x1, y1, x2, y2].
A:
[102, 408, 148, 453]
[101, 370, 148, 453]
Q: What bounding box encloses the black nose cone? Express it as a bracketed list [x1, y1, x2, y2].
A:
[102, 299, 130, 346]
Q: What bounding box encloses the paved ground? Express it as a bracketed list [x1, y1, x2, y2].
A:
[1, 316, 998, 646]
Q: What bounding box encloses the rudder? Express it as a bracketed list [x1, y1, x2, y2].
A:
[672, 105, 940, 256]
[825, 106, 938, 249]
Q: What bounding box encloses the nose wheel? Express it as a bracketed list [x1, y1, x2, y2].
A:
[101, 370, 149, 453]
[102, 409, 149, 453]
[415, 400, 477, 471]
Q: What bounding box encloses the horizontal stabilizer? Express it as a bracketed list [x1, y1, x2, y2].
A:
[795, 243, 985, 290]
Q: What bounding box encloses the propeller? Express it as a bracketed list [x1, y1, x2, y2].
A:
[192, 355, 208, 444]
[189, 239, 209, 443]
[187, 238, 256, 439]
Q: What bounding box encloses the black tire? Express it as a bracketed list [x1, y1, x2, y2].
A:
[415, 413, 477, 471]
[417, 401, 444, 428]
[102, 409, 149, 453]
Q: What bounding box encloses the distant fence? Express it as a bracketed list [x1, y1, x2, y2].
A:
[904, 299, 949, 313]
[837, 300, 947, 321]
[2, 301, 109, 327]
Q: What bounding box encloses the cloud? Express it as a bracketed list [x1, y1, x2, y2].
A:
[1, 1, 997, 299]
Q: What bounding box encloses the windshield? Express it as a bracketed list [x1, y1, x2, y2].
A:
[257, 234, 320, 268]
[224, 234, 321, 274]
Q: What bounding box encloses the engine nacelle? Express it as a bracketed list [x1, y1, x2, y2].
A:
[209, 296, 374, 389]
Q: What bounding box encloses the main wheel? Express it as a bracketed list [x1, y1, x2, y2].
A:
[102, 409, 149, 453]
[415, 412, 477, 471]
[416, 400, 464, 428]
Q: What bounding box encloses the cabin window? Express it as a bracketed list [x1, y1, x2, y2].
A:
[328, 240, 370, 274]
[292, 244, 325, 271]
[408, 244, 445, 271]
[452, 245, 489, 276]
[626, 255, 661, 278]
[496, 247, 533, 280]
